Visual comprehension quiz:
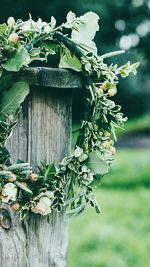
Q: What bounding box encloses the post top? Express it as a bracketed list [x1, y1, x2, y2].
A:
[16, 67, 83, 88]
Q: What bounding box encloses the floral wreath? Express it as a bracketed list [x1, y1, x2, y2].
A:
[0, 12, 139, 218]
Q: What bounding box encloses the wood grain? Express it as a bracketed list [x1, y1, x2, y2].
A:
[0, 68, 75, 267]
[15, 67, 83, 88]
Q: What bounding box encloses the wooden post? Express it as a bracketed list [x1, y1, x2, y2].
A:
[0, 67, 82, 267]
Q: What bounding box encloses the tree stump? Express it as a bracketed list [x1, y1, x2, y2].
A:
[0, 67, 82, 267]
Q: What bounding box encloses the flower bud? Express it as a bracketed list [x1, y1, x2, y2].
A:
[8, 33, 19, 44]
[10, 203, 20, 211]
[108, 88, 117, 97]
[29, 173, 38, 182]
[7, 17, 15, 26]
[8, 173, 16, 182]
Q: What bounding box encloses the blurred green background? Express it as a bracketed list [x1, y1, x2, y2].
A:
[1, 1, 150, 266]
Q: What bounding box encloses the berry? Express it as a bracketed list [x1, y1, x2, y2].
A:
[111, 147, 116, 156]
[10, 203, 20, 211]
[29, 173, 38, 182]
[101, 85, 107, 92]
[7, 17, 15, 26]
[103, 141, 110, 150]
[8, 33, 19, 44]
[8, 173, 16, 182]
[108, 88, 117, 97]
[21, 181, 27, 187]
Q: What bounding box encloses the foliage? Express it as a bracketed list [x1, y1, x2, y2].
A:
[0, 0, 150, 118]
[0, 12, 139, 217]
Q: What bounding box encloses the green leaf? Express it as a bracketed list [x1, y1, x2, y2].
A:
[71, 12, 99, 54]
[1, 81, 29, 114]
[2, 46, 30, 72]
[87, 151, 109, 175]
[44, 163, 56, 182]
[42, 41, 59, 53]
[0, 74, 13, 94]
[0, 23, 7, 35]
[59, 50, 82, 72]
[0, 146, 11, 165]
[74, 146, 83, 157]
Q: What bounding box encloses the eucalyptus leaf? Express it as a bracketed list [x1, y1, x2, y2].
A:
[1, 81, 30, 114]
[87, 151, 109, 175]
[2, 46, 30, 72]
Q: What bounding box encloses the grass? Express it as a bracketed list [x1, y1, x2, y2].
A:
[103, 148, 150, 188]
[116, 113, 150, 137]
[68, 148, 150, 267]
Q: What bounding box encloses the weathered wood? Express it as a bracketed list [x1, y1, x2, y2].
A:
[15, 67, 83, 88]
[0, 68, 76, 267]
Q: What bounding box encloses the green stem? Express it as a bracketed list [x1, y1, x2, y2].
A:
[52, 31, 94, 148]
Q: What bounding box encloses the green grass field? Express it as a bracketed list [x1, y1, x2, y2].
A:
[68, 149, 150, 267]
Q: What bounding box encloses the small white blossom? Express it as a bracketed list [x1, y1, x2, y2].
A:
[1, 183, 17, 203]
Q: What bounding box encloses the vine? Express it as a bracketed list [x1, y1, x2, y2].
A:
[0, 12, 139, 218]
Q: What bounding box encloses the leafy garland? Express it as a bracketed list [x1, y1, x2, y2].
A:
[0, 12, 139, 218]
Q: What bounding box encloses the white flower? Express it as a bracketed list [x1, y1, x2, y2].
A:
[1, 183, 17, 203]
[44, 24, 52, 33]
[21, 18, 52, 33]
[31, 196, 52, 216]
[21, 19, 36, 32]
[50, 16, 56, 29]
[31, 191, 54, 216]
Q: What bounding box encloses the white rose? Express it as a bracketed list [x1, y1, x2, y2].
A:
[31, 196, 52, 216]
[1, 183, 17, 203]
